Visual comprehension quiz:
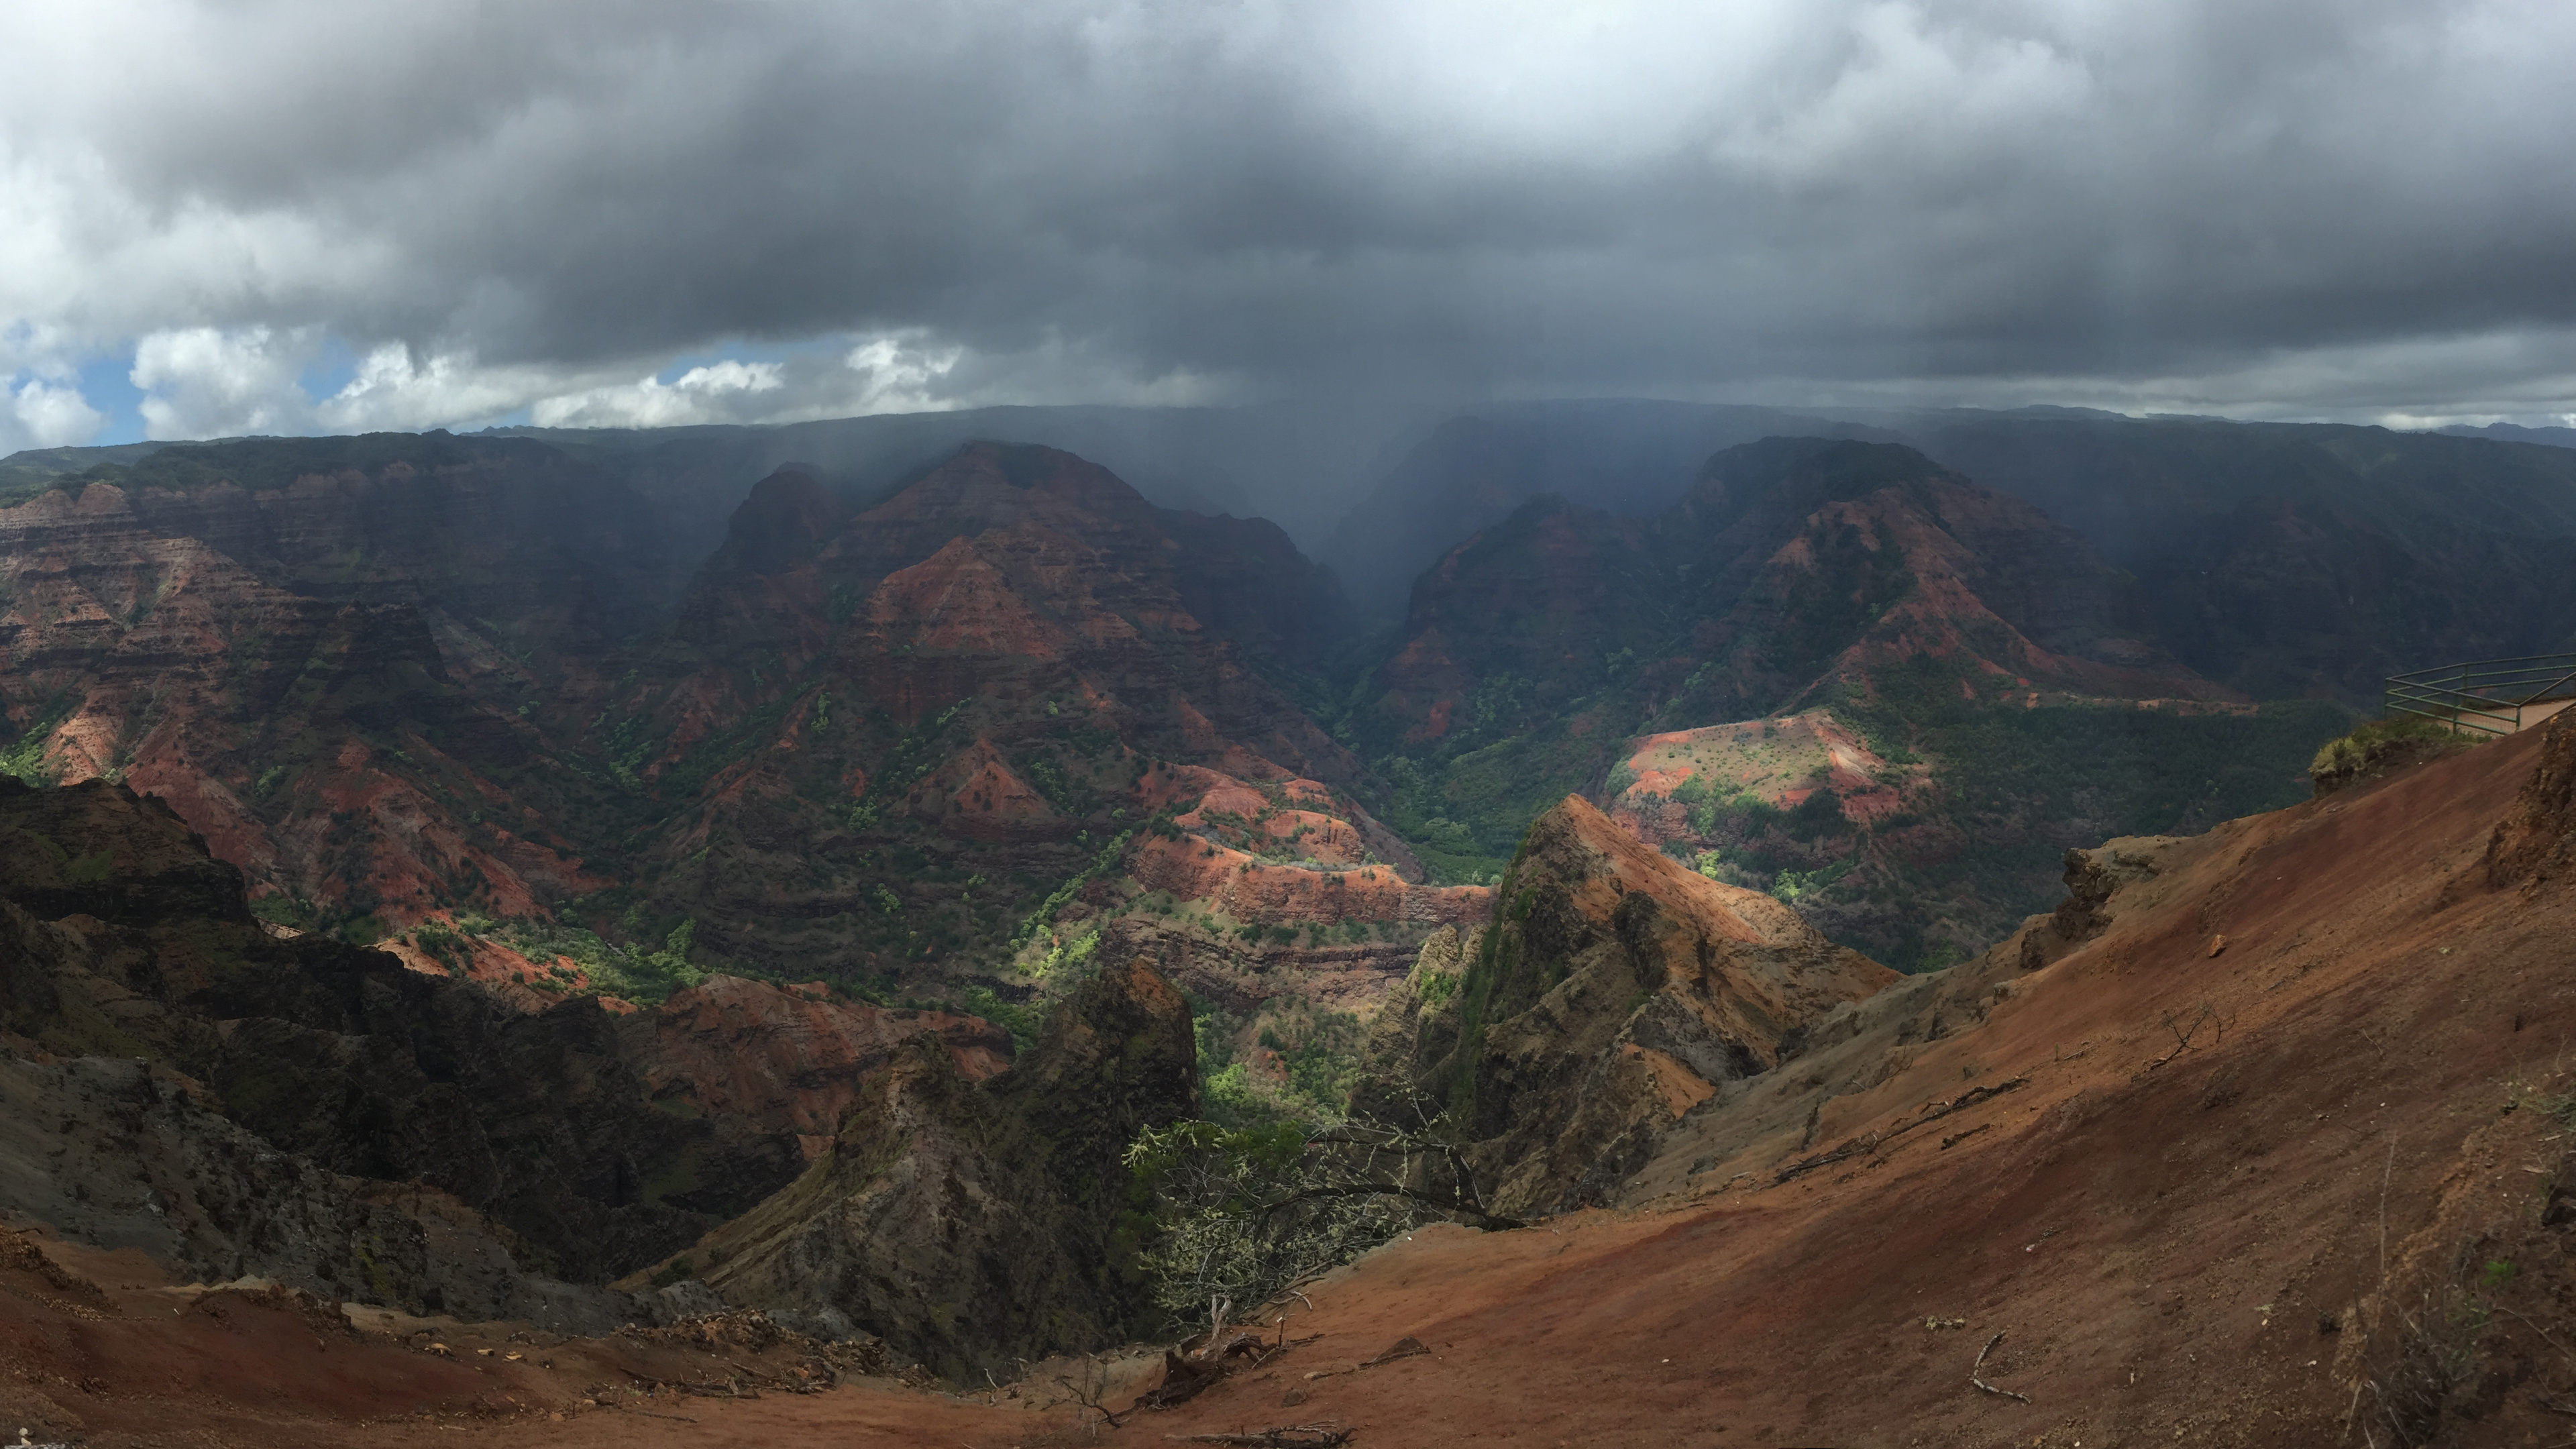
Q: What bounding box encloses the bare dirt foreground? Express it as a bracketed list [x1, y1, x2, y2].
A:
[9, 720, 2576, 1448]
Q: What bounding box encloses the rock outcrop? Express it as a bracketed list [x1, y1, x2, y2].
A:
[2015, 839, 2182, 971]
[1359, 796, 1895, 1216]
[2489, 708, 2576, 889]
[670, 960, 1199, 1381]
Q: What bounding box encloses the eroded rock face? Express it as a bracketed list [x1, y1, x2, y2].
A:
[2016, 840, 2181, 971]
[0, 777, 925, 1311]
[1361, 796, 1895, 1217]
[0, 1052, 625, 1332]
[1352, 924, 1487, 1119]
[0, 437, 674, 927]
[680, 960, 1198, 1381]
[2489, 710, 2576, 889]
[629, 974, 1013, 1148]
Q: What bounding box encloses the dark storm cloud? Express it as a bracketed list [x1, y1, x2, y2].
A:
[5, 0, 2576, 443]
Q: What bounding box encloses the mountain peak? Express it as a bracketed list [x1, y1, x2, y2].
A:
[710, 464, 842, 576]
[898, 439, 1158, 511]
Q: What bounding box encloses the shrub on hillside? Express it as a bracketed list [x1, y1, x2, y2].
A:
[1123, 1112, 1505, 1330]
[2310, 715, 2475, 797]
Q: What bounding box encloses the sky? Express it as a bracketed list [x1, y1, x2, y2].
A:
[4, 0, 2576, 453]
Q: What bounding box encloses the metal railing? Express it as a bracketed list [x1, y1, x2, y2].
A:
[2384, 653, 2576, 737]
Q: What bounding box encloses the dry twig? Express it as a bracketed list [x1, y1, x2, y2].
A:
[1970, 1330, 2031, 1403]
[1057, 1359, 1131, 1429]
[2146, 1003, 2223, 1069]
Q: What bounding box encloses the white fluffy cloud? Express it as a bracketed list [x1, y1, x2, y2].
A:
[1, 374, 106, 451]
[317, 344, 571, 435]
[531, 360, 788, 429]
[129, 326, 319, 439]
[7, 0, 2576, 439]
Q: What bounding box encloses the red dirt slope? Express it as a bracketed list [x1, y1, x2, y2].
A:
[1131, 711, 2576, 1446]
[10, 715, 2575, 1446]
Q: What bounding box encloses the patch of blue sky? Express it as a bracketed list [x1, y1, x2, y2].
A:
[76, 355, 148, 445]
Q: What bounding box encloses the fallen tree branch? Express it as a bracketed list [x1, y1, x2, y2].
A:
[1134, 1348, 1227, 1411]
[1775, 1077, 2030, 1184]
[1247, 1332, 1323, 1368]
[1970, 1330, 2031, 1403]
[1772, 1134, 1877, 1185]
[2146, 1003, 2222, 1070]
[1165, 1425, 1353, 1447]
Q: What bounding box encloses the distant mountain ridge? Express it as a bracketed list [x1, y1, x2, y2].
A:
[2440, 420, 2576, 449]
[7, 409, 2569, 985]
[1890, 413, 2576, 699]
[1307, 407, 2576, 701]
[1338, 436, 2351, 964]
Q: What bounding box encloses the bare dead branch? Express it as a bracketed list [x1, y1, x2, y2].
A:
[1057, 1362, 1132, 1429]
[2493, 1305, 2576, 1367]
[2147, 1003, 2222, 1069]
[1776, 1077, 2031, 1183]
[1970, 1330, 2032, 1404]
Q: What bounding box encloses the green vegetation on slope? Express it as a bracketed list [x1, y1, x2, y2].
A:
[1802, 660, 2355, 967]
[1347, 650, 2355, 971]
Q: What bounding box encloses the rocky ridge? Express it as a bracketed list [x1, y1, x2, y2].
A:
[646, 959, 1199, 1381]
[1359, 794, 1894, 1216]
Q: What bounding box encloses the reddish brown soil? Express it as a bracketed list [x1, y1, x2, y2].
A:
[0, 1230, 1011, 1447]
[10, 722, 2573, 1446]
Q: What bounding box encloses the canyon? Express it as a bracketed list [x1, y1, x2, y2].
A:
[4, 407, 2574, 1444]
[4, 669, 2571, 1446]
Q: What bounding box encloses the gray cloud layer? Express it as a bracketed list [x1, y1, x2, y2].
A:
[5, 0, 2576, 445]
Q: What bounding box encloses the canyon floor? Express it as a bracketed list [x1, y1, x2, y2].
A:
[9, 716, 2575, 1448]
